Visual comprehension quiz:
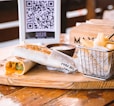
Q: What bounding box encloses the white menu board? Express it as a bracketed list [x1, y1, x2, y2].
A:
[18, 0, 61, 44]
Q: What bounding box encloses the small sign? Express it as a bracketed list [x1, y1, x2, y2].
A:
[18, 0, 61, 44]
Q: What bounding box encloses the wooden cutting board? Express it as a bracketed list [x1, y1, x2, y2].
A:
[0, 46, 114, 89]
[0, 61, 114, 89]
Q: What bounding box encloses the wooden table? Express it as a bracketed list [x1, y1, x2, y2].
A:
[0, 85, 113, 106]
[0, 46, 114, 106]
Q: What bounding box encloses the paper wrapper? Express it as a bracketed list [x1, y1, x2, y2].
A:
[46, 50, 76, 73]
[4, 57, 36, 75]
[70, 23, 114, 44]
[12, 44, 77, 73]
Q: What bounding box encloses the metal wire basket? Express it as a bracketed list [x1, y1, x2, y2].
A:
[76, 45, 114, 80]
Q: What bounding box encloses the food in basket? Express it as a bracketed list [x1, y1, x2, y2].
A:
[4, 57, 36, 75]
[94, 33, 114, 48]
[106, 44, 114, 50]
[94, 33, 109, 47]
[76, 33, 114, 79]
[80, 32, 114, 50]
[12, 44, 76, 73]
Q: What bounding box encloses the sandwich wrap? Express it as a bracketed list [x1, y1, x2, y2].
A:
[4, 57, 36, 75]
[12, 44, 76, 73]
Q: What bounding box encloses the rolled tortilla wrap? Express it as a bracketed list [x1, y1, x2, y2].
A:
[4, 57, 36, 75]
[12, 44, 76, 73]
[46, 50, 76, 73]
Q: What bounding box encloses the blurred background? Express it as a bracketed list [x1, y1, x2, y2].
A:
[0, 0, 114, 46]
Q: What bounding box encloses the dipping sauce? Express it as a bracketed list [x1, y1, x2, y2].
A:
[51, 45, 73, 50]
[46, 43, 75, 57]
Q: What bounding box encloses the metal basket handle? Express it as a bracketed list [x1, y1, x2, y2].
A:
[107, 33, 114, 39]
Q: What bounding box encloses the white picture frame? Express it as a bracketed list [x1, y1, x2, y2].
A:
[18, 0, 61, 44]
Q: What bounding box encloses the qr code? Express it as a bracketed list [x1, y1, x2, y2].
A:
[25, 0, 54, 32]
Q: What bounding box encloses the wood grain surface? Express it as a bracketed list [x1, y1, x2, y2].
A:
[0, 85, 114, 106]
[0, 47, 114, 89]
[0, 43, 114, 106]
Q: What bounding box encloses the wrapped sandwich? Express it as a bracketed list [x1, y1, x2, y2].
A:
[4, 57, 36, 75]
[12, 44, 76, 73]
